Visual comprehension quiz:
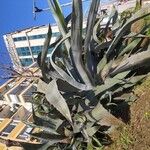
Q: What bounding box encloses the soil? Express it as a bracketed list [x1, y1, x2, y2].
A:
[105, 77, 150, 150]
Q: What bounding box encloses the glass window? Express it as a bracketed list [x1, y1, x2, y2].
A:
[20, 58, 33, 66]
[17, 127, 32, 140]
[16, 47, 30, 56]
[13, 36, 26, 42]
[28, 34, 46, 40]
[31, 46, 43, 55]
[0, 124, 16, 136]
[52, 32, 60, 37]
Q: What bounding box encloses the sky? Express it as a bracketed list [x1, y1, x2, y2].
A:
[0, 0, 112, 85]
[0, 0, 73, 85]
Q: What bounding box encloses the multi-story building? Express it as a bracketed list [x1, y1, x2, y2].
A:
[0, 104, 39, 150]
[3, 24, 60, 68]
[0, 66, 39, 109]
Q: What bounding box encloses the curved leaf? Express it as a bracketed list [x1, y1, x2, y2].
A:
[70, 0, 93, 88]
[50, 32, 92, 90]
[45, 80, 72, 123]
[84, 0, 100, 79]
[106, 4, 150, 58]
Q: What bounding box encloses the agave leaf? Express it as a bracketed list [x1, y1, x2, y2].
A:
[111, 5, 118, 25]
[85, 102, 122, 129]
[20, 142, 45, 150]
[118, 38, 141, 57]
[33, 107, 63, 130]
[70, 0, 93, 88]
[95, 71, 130, 96]
[110, 74, 145, 94]
[123, 32, 150, 38]
[41, 25, 52, 67]
[47, 0, 70, 53]
[92, 137, 104, 148]
[37, 79, 48, 94]
[37, 25, 51, 68]
[84, 0, 100, 78]
[37, 25, 52, 82]
[106, 4, 150, 58]
[38, 140, 62, 150]
[24, 121, 59, 135]
[45, 80, 72, 123]
[97, 55, 107, 74]
[135, 0, 142, 12]
[114, 93, 137, 103]
[86, 126, 100, 137]
[31, 131, 65, 141]
[47, 13, 72, 51]
[104, 5, 118, 36]
[94, 41, 112, 53]
[93, 16, 105, 44]
[50, 32, 92, 90]
[110, 50, 150, 76]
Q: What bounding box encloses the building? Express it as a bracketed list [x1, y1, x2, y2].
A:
[3, 24, 60, 69]
[0, 104, 39, 150]
[0, 66, 39, 109]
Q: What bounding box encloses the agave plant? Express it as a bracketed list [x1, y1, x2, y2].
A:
[22, 0, 150, 149]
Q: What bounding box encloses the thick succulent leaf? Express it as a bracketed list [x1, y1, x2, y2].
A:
[84, 0, 100, 78]
[94, 41, 112, 53]
[93, 16, 105, 44]
[50, 32, 92, 90]
[111, 5, 118, 25]
[37, 25, 52, 82]
[118, 38, 141, 57]
[37, 79, 48, 94]
[20, 143, 45, 150]
[47, 13, 72, 51]
[47, 0, 70, 53]
[110, 50, 150, 76]
[24, 121, 59, 135]
[125, 74, 147, 85]
[86, 126, 100, 137]
[31, 131, 65, 141]
[70, 0, 93, 88]
[100, 59, 114, 81]
[123, 32, 150, 38]
[38, 140, 62, 150]
[95, 71, 130, 96]
[84, 0, 100, 48]
[41, 25, 52, 67]
[57, 79, 78, 92]
[37, 25, 51, 68]
[33, 107, 63, 130]
[85, 102, 122, 129]
[106, 4, 150, 58]
[97, 55, 107, 74]
[45, 80, 72, 123]
[104, 5, 118, 36]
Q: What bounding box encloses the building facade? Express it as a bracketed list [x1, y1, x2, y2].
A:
[0, 104, 39, 150]
[3, 24, 60, 68]
[0, 67, 39, 109]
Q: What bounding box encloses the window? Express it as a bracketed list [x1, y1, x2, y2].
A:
[20, 58, 33, 66]
[13, 32, 60, 42]
[13, 36, 27, 42]
[16, 47, 30, 56]
[0, 124, 16, 137]
[28, 34, 46, 40]
[17, 127, 32, 140]
[31, 46, 43, 55]
[52, 32, 60, 37]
